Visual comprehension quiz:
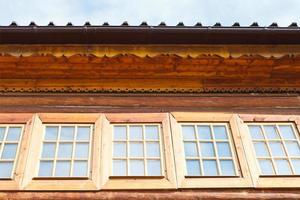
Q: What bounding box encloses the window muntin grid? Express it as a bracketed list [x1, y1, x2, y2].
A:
[37, 124, 93, 178]
[112, 124, 164, 176]
[180, 123, 239, 176]
[0, 125, 23, 179]
[248, 123, 300, 176]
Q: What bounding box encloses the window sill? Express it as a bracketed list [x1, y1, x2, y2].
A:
[109, 176, 164, 179]
[33, 177, 90, 180]
[185, 175, 240, 178]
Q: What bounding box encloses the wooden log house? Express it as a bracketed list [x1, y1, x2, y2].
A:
[0, 22, 300, 199]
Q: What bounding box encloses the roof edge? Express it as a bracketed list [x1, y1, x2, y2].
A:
[1, 25, 300, 44]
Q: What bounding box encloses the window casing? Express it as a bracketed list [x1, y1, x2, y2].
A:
[171, 112, 253, 188]
[22, 114, 102, 190]
[0, 114, 33, 190]
[240, 114, 300, 188]
[100, 113, 177, 189]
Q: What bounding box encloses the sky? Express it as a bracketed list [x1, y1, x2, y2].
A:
[0, 0, 299, 26]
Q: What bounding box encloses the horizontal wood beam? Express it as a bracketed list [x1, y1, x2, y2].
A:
[1, 45, 300, 57]
[0, 78, 299, 93]
[0, 95, 299, 113]
[1, 189, 300, 200]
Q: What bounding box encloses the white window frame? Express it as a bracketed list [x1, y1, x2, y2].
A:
[111, 123, 164, 177]
[180, 122, 239, 177]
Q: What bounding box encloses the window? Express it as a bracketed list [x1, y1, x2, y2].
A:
[100, 113, 177, 189]
[0, 113, 33, 190]
[181, 123, 238, 176]
[2, 111, 300, 190]
[22, 114, 102, 190]
[171, 112, 252, 188]
[0, 125, 23, 179]
[112, 124, 162, 176]
[240, 114, 300, 188]
[37, 125, 92, 177]
[248, 123, 300, 176]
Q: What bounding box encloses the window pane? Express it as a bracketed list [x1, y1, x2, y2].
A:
[1, 144, 17, 159]
[41, 143, 56, 158]
[186, 160, 201, 176]
[203, 160, 218, 176]
[38, 161, 53, 177]
[112, 123, 162, 177]
[45, 126, 58, 140]
[57, 143, 73, 158]
[0, 127, 5, 141]
[145, 126, 159, 140]
[76, 127, 90, 140]
[279, 125, 296, 139]
[200, 142, 215, 157]
[55, 161, 71, 176]
[213, 126, 228, 139]
[286, 141, 300, 156]
[129, 159, 144, 176]
[129, 126, 143, 140]
[259, 159, 274, 175]
[254, 142, 270, 157]
[220, 160, 236, 176]
[249, 123, 300, 176]
[147, 160, 161, 176]
[197, 125, 212, 140]
[182, 125, 196, 140]
[248, 125, 264, 140]
[146, 142, 160, 157]
[291, 159, 300, 174]
[75, 143, 89, 158]
[114, 126, 127, 140]
[0, 162, 13, 178]
[129, 142, 143, 157]
[39, 124, 93, 178]
[73, 161, 88, 177]
[264, 125, 279, 139]
[60, 126, 75, 140]
[275, 159, 292, 175]
[184, 142, 198, 157]
[113, 142, 127, 157]
[113, 159, 126, 176]
[269, 142, 286, 157]
[217, 142, 232, 157]
[6, 127, 21, 141]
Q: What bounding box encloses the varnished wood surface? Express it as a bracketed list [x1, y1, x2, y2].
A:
[0, 53, 300, 93]
[0, 94, 299, 113]
[1, 44, 300, 57]
[1, 189, 300, 199]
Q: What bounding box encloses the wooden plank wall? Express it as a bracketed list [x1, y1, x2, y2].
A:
[0, 94, 299, 114]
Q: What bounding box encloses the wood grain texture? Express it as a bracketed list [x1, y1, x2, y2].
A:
[0, 53, 300, 93]
[1, 189, 300, 199]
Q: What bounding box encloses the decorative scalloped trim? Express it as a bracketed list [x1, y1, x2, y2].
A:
[1, 53, 299, 60]
[1, 53, 299, 94]
[1, 87, 299, 94]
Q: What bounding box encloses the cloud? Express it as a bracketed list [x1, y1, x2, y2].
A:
[0, 0, 299, 26]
